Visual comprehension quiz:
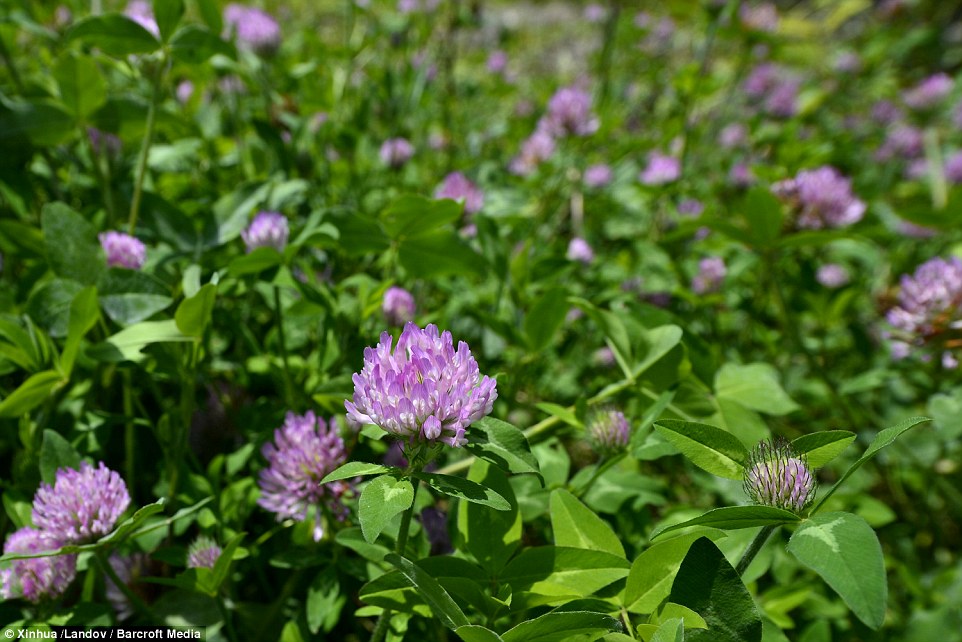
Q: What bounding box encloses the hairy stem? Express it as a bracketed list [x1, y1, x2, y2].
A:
[128, 56, 166, 234]
[371, 477, 421, 642]
[95, 550, 152, 621]
[735, 524, 777, 576]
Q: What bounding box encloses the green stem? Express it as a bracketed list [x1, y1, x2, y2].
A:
[123, 369, 135, 493]
[439, 379, 686, 476]
[217, 594, 239, 642]
[95, 550, 152, 621]
[273, 285, 295, 407]
[620, 606, 636, 640]
[678, 3, 724, 177]
[735, 525, 776, 576]
[128, 56, 166, 234]
[596, 0, 622, 109]
[371, 476, 421, 642]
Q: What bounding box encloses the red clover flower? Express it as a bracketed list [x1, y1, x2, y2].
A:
[0, 528, 76, 603]
[99, 231, 146, 270]
[187, 536, 222, 569]
[32, 462, 131, 544]
[345, 323, 497, 448]
[257, 411, 351, 542]
[241, 211, 289, 253]
[744, 439, 816, 513]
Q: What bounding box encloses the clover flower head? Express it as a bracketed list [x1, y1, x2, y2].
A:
[584, 164, 613, 188]
[105, 553, 149, 621]
[730, 163, 755, 187]
[436, 172, 484, 215]
[678, 198, 704, 217]
[542, 86, 599, 137]
[32, 462, 131, 544]
[487, 50, 508, 74]
[692, 257, 726, 295]
[589, 409, 631, 454]
[124, 0, 159, 37]
[187, 536, 222, 569]
[584, 4, 606, 23]
[0, 528, 76, 603]
[345, 323, 497, 448]
[739, 2, 778, 32]
[380, 137, 415, 168]
[640, 153, 680, 185]
[744, 438, 816, 513]
[566, 237, 595, 264]
[223, 3, 281, 55]
[772, 166, 865, 229]
[99, 231, 146, 270]
[510, 129, 556, 176]
[904, 73, 953, 111]
[242, 211, 289, 253]
[817, 263, 850, 289]
[764, 79, 799, 118]
[886, 257, 962, 360]
[257, 411, 351, 542]
[88, 127, 122, 157]
[945, 151, 962, 183]
[176, 80, 195, 104]
[719, 123, 748, 149]
[383, 286, 416, 326]
[876, 124, 924, 161]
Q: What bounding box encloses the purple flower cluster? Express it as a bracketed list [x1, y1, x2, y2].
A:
[718, 123, 748, 149]
[510, 129, 556, 176]
[639, 152, 680, 185]
[380, 137, 415, 168]
[567, 237, 595, 264]
[242, 211, 289, 253]
[744, 439, 816, 513]
[33, 462, 131, 543]
[589, 409, 631, 454]
[875, 124, 924, 161]
[772, 166, 865, 229]
[345, 323, 497, 448]
[583, 164, 613, 188]
[739, 2, 778, 33]
[105, 553, 148, 620]
[2, 462, 130, 603]
[257, 411, 351, 542]
[435, 172, 484, 215]
[187, 536, 222, 569]
[886, 257, 962, 363]
[486, 50, 508, 76]
[541, 86, 599, 137]
[0, 528, 76, 603]
[383, 286, 416, 326]
[945, 151, 962, 183]
[124, 0, 159, 37]
[903, 73, 953, 111]
[88, 127, 122, 157]
[223, 3, 281, 55]
[100, 231, 147, 270]
[743, 63, 799, 117]
[817, 264, 850, 289]
[692, 257, 726, 295]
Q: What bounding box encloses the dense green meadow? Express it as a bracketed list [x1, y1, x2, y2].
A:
[0, 1, 961, 640]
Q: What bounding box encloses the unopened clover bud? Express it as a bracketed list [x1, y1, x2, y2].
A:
[744, 438, 816, 513]
[588, 409, 631, 455]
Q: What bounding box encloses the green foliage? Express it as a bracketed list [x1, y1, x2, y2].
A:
[358, 475, 415, 544]
[653, 420, 749, 480]
[668, 538, 762, 642]
[787, 512, 887, 630]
